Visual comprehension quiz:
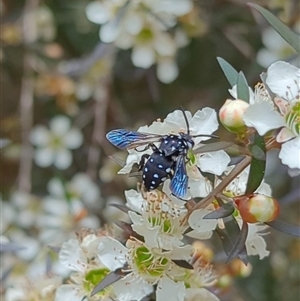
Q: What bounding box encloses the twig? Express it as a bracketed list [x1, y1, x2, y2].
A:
[17, 0, 39, 192]
[186, 155, 252, 217]
[86, 78, 111, 180]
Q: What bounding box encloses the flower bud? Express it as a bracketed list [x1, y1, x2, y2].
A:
[219, 99, 249, 133]
[235, 193, 280, 223]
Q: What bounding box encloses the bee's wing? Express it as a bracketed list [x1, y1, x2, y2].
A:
[106, 129, 162, 150]
[170, 155, 188, 199]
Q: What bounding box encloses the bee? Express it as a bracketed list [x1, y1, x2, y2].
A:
[106, 109, 216, 199]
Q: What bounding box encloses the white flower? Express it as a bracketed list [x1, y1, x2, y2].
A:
[256, 26, 297, 68]
[55, 235, 114, 301]
[47, 173, 101, 208]
[30, 115, 83, 169]
[86, 0, 194, 82]
[5, 275, 62, 301]
[243, 61, 300, 172]
[97, 236, 193, 301]
[188, 166, 272, 259]
[126, 189, 189, 250]
[37, 197, 100, 245]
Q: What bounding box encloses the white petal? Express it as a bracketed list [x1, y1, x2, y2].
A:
[256, 48, 279, 68]
[185, 288, 220, 301]
[153, 0, 193, 16]
[98, 236, 127, 270]
[86, 2, 110, 24]
[113, 273, 153, 301]
[59, 239, 87, 272]
[100, 20, 119, 43]
[115, 32, 134, 49]
[188, 178, 212, 198]
[131, 45, 155, 68]
[55, 284, 85, 301]
[154, 34, 176, 57]
[266, 61, 300, 101]
[198, 150, 230, 176]
[279, 136, 300, 169]
[189, 209, 218, 232]
[190, 108, 219, 142]
[243, 102, 285, 135]
[246, 224, 270, 259]
[64, 128, 83, 149]
[157, 277, 185, 301]
[34, 148, 54, 167]
[124, 12, 143, 35]
[47, 177, 65, 198]
[50, 116, 71, 136]
[157, 59, 179, 83]
[124, 189, 145, 212]
[54, 149, 72, 169]
[288, 167, 300, 177]
[30, 126, 51, 146]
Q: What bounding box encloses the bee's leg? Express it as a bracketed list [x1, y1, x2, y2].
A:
[138, 154, 149, 171]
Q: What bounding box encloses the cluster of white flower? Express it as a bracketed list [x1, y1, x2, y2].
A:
[220, 61, 300, 176]
[86, 0, 201, 83]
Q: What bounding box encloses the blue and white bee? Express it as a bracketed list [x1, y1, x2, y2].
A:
[106, 109, 216, 199]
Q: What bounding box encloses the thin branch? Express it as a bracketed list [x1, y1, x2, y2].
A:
[86, 78, 111, 180]
[186, 155, 252, 217]
[17, 0, 39, 192]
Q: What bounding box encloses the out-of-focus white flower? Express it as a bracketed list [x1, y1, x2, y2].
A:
[243, 61, 300, 174]
[256, 26, 297, 68]
[86, 0, 195, 82]
[47, 173, 101, 208]
[10, 191, 41, 229]
[5, 275, 62, 301]
[37, 197, 100, 245]
[30, 116, 83, 169]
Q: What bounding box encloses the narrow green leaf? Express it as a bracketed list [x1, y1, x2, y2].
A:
[217, 57, 239, 87]
[236, 72, 250, 102]
[172, 260, 194, 270]
[266, 219, 300, 237]
[91, 270, 123, 296]
[203, 203, 235, 219]
[245, 134, 266, 194]
[248, 3, 300, 53]
[217, 216, 248, 265]
[226, 221, 249, 264]
[193, 141, 233, 154]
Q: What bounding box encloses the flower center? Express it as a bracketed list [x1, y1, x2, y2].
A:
[84, 268, 110, 296]
[285, 101, 300, 136]
[133, 246, 169, 278]
[137, 27, 153, 42]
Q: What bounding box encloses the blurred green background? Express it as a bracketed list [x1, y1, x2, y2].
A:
[1, 0, 299, 300]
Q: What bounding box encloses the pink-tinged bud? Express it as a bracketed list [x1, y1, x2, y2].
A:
[235, 194, 280, 223]
[219, 99, 249, 133]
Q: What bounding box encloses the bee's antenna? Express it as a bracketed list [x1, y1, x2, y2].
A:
[179, 106, 190, 135]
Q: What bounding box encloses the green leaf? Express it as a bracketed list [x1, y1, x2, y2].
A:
[266, 219, 300, 237]
[91, 269, 124, 296]
[203, 203, 235, 219]
[248, 3, 300, 53]
[245, 134, 266, 194]
[237, 72, 250, 102]
[216, 216, 248, 265]
[226, 221, 249, 264]
[217, 57, 239, 87]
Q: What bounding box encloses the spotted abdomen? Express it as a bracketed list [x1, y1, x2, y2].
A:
[142, 151, 174, 191]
